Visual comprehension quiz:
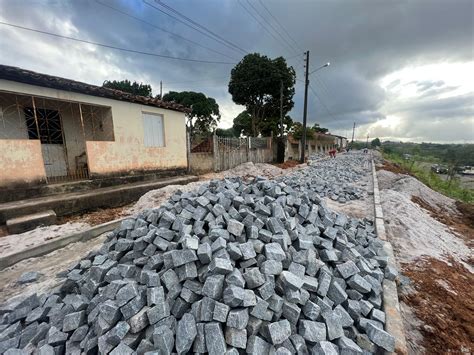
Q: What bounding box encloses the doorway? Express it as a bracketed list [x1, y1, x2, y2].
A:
[24, 107, 69, 179]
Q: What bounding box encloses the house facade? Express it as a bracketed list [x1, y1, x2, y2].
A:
[0, 65, 189, 189]
[285, 133, 339, 160]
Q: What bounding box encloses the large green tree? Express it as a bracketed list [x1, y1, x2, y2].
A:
[228, 53, 296, 136]
[371, 138, 381, 147]
[103, 79, 153, 97]
[162, 91, 220, 136]
[312, 123, 328, 134]
[290, 122, 330, 140]
[231, 110, 293, 137]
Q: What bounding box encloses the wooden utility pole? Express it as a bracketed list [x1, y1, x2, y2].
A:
[350, 122, 356, 149]
[366, 133, 369, 148]
[160, 81, 163, 99]
[280, 80, 284, 137]
[300, 50, 310, 163]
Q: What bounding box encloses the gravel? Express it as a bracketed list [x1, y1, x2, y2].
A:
[0, 152, 395, 354]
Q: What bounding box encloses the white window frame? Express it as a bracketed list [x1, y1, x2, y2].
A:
[142, 111, 165, 147]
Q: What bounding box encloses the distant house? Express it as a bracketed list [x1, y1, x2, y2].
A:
[286, 133, 340, 160]
[333, 135, 348, 149]
[0, 65, 189, 190]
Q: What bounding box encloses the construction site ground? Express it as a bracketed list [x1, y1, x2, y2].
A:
[0, 154, 472, 354]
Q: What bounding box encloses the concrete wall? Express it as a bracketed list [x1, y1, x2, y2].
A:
[0, 139, 46, 187]
[0, 79, 187, 186]
[189, 152, 214, 174]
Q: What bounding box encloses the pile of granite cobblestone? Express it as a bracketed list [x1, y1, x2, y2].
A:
[0, 157, 396, 354]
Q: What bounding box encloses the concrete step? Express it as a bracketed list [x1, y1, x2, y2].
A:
[6, 210, 57, 234]
[0, 175, 198, 224]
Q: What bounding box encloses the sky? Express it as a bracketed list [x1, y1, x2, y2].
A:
[0, 0, 473, 143]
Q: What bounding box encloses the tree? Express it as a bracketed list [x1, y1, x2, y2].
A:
[228, 53, 296, 136]
[162, 91, 220, 137]
[371, 138, 381, 147]
[103, 79, 153, 97]
[312, 123, 328, 134]
[215, 127, 237, 137]
[232, 110, 293, 137]
[290, 122, 315, 140]
[232, 111, 253, 137]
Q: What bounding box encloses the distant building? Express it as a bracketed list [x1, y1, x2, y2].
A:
[333, 135, 348, 149]
[0, 65, 189, 189]
[286, 132, 341, 160]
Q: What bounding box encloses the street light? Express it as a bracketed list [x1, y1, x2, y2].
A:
[309, 62, 330, 75]
[300, 58, 331, 163]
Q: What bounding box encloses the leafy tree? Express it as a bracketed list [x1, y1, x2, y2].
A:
[371, 138, 381, 147]
[232, 111, 253, 137]
[312, 123, 328, 134]
[231, 110, 293, 137]
[290, 122, 315, 140]
[162, 91, 220, 137]
[103, 79, 153, 97]
[215, 127, 237, 137]
[228, 53, 296, 136]
[259, 115, 294, 137]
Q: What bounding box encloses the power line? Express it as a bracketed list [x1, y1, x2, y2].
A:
[150, 0, 248, 55]
[142, 0, 245, 56]
[309, 83, 337, 120]
[155, 0, 248, 54]
[244, 0, 298, 54]
[94, 0, 238, 61]
[0, 21, 237, 65]
[237, 0, 292, 55]
[257, 0, 304, 53]
[312, 76, 333, 105]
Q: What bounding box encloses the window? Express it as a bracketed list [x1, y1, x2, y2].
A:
[24, 107, 64, 144]
[142, 112, 165, 147]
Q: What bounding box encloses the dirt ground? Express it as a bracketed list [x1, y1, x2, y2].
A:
[273, 159, 302, 169]
[0, 234, 106, 303]
[378, 163, 473, 355]
[58, 204, 132, 226]
[400, 257, 474, 354]
[411, 196, 474, 247]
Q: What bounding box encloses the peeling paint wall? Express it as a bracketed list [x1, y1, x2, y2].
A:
[0, 79, 188, 184]
[0, 139, 46, 187]
[85, 102, 187, 175]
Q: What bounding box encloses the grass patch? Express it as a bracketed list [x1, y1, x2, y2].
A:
[382, 152, 474, 203]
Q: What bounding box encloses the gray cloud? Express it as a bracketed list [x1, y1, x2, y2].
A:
[0, 0, 472, 142]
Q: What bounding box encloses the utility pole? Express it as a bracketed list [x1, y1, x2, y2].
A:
[366, 133, 369, 148]
[350, 122, 356, 149]
[300, 50, 310, 163]
[160, 81, 163, 99]
[280, 80, 284, 137]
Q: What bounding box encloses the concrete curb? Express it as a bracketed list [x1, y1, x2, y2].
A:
[372, 159, 408, 355]
[0, 218, 125, 271]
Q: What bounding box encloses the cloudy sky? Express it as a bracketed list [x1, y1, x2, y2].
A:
[1, 0, 473, 142]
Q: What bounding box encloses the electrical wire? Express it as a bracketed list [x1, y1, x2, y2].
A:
[309, 83, 337, 120]
[94, 0, 238, 61]
[257, 0, 304, 53]
[0, 21, 238, 65]
[244, 0, 298, 54]
[237, 0, 292, 55]
[150, 0, 248, 55]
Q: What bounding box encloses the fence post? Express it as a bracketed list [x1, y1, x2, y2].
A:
[213, 133, 219, 172]
[246, 137, 250, 163]
[186, 130, 191, 173]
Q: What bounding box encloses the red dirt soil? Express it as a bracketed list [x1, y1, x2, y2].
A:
[376, 160, 412, 175]
[400, 257, 474, 354]
[57, 205, 131, 226]
[274, 160, 301, 169]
